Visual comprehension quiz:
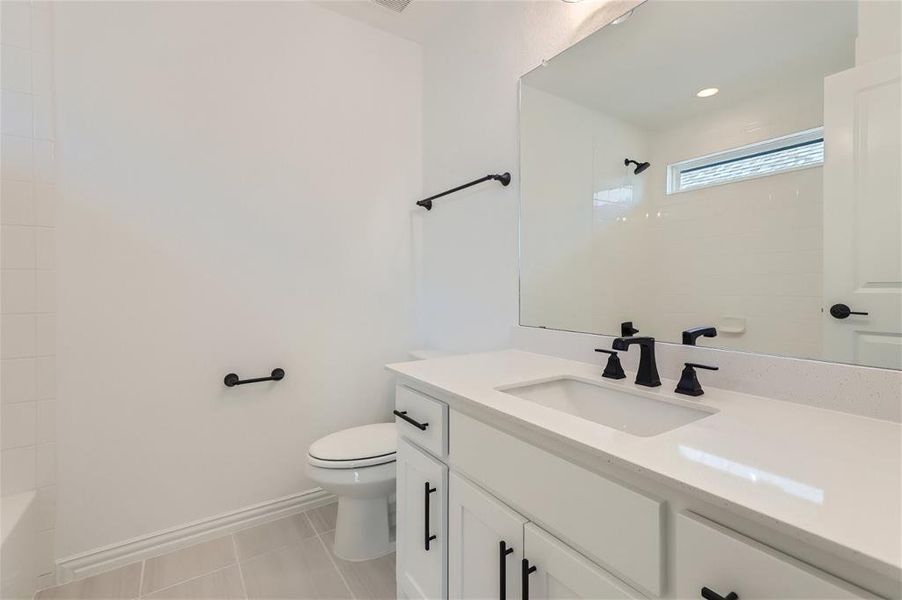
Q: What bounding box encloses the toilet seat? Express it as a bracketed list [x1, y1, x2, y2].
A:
[307, 423, 396, 469]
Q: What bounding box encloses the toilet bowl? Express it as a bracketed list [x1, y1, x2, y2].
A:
[306, 423, 396, 561]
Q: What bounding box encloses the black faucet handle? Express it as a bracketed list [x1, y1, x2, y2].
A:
[675, 362, 718, 396]
[686, 362, 719, 371]
[595, 349, 626, 380]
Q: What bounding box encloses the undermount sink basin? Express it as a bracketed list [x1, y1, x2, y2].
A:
[497, 377, 716, 437]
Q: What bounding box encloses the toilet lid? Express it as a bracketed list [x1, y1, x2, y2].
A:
[308, 423, 397, 468]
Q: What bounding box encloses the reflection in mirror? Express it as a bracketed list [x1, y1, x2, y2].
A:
[519, 0, 901, 370]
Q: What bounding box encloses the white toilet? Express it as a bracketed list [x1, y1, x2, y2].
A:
[306, 423, 397, 561]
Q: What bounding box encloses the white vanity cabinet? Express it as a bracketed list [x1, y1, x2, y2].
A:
[395, 381, 884, 600]
[395, 384, 452, 600]
[397, 437, 448, 600]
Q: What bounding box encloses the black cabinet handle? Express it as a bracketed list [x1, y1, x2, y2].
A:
[830, 303, 869, 319]
[424, 482, 437, 551]
[394, 410, 429, 431]
[701, 587, 738, 600]
[499, 541, 514, 600]
[521, 558, 537, 600]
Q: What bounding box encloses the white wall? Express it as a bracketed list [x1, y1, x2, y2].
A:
[52, 1, 421, 558]
[520, 84, 650, 333]
[418, 0, 640, 352]
[856, 0, 901, 64]
[638, 77, 827, 358]
[1, 0, 58, 591]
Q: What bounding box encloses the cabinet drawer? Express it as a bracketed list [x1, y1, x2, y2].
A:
[395, 385, 448, 459]
[675, 512, 872, 600]
[449, 411, 663, 596]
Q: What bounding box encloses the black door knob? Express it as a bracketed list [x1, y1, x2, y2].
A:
[830, 303, 869, 319]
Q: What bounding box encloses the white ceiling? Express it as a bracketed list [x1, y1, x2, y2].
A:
[522, 1, 858, 130]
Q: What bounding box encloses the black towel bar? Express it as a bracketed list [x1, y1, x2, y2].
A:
[224, 368, 285, 387]
[416, 172, 511, 210]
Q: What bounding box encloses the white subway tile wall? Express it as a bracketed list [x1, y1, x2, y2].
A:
[1, 0, 58, 592]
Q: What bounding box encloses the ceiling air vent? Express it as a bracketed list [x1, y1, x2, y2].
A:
[371, 0, 412, 12]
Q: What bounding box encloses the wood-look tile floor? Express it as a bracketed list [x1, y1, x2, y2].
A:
[35, 502, 396, 600]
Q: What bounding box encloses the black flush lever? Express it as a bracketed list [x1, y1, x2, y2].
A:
[595, 349, 626, 380]
[701, 587, 738, 600]
[224, 368, 285, 387]
[675, 363, 718, 397]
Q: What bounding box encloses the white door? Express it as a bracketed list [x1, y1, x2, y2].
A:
[823, 53, 902, 369]
[397, 437, 448, 600]
[448, 473, 527, 600]
[521, 524, 640, 600]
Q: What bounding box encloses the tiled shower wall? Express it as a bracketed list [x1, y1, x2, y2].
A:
[1, 0, 58, 586]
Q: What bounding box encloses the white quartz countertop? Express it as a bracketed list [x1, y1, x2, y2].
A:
[386, 350, 902, 580]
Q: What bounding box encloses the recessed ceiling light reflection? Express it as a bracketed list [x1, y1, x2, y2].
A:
[679, 445, 824, 504]
[696, 87, 719, 98]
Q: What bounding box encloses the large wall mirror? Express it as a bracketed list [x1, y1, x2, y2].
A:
[519, 0, 901, 370]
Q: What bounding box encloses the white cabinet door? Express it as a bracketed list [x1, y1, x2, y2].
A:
[823, 53, 902, 369]
[449, 473, 527, 600]
[397, 437, 448, 600]
[522, 524, 641, 600]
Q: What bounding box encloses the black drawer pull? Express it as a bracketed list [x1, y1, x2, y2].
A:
[701, 587, 738, 600]
[499, 541, 514, 600]
[521, 558, 537, 600]
[394, 409, 429, 431]
[424, 482, 437, 551]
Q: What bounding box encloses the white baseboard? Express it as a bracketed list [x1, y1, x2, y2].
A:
[55, 488, 335, 584]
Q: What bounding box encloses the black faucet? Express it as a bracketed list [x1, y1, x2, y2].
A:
[611, 337, 660, 387]
[682, 326, 717, 346]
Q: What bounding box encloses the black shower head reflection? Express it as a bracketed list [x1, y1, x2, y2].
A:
[624, 158, 651, 175]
